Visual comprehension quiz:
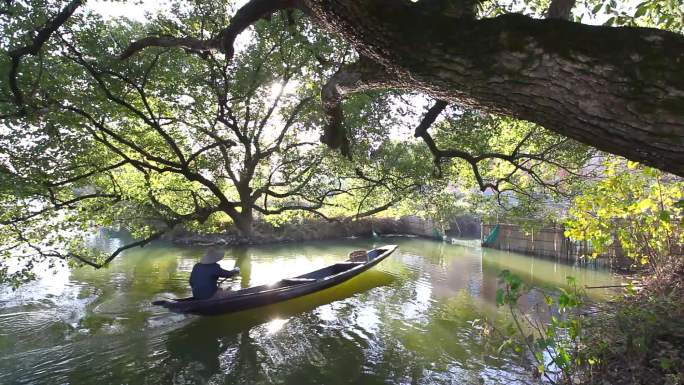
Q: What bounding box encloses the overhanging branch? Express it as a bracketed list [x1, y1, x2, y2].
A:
[7, 0, 83, 109]
[414, 100, 582, 194]
[119, 0, 302, 60]
[546, 0, 576, 20]
[320, 56, 397, 156]
[303, 0, 684, 176]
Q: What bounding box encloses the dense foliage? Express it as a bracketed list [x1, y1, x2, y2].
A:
[491, 271, 587, 384]
[0, 0, 681, 291]
[565, 158, 683, 269]
[0, 1, 458, 283]
[1, 1, 684, 385]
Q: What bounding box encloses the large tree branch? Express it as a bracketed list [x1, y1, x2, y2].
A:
[218, 0, 303, 58]
[7, 0, 83, 109]
[65, 105, 183, 169]
[261, 96, 314, 157]
[413, 100, 448, 138]
[118, 36, 221, 60]
[0, 193, 120, 226]
[353, 197, 401, 220]
[257, 156, 321, 200]
[46, 160, 129, 187]
[62, 42, 192, 166]
[546, 0, 576, 20]
[253, 201, 331, 220]
[186, 139, 237, 166]
[119, 0, 302, 60]
[413, 100, 581, 194]
[56, 228, 170, 268]
[320, 56, 398, 156]
[65, 105, 245, 223]
[304, 1, 684, 176]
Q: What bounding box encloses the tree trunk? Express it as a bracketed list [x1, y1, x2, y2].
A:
[304, 1, 684, 176]
[232, 209, 254, 238]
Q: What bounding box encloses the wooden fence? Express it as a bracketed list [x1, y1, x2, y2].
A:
[481, 223, 627, 262]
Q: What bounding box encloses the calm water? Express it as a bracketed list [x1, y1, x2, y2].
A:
[0, 235, 619, 385]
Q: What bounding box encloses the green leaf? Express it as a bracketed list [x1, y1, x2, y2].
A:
[659, 210, 671, 222]
[496, 288, 505, 306]
[544, 294, 554, 306]
[634, 6, 648, 18]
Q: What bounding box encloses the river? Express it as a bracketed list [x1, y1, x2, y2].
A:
[0, 235, 619, 385]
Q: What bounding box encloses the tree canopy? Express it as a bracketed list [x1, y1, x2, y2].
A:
[1, 0, 682, 282]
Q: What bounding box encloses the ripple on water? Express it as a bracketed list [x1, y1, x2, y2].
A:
[0, 285, 95, 340]
[0, 238, 619, 385]
[146, 313, 190, 329]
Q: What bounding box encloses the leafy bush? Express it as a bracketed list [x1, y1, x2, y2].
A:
[491, 270, 591, 384]
[565, 158, 683, 270]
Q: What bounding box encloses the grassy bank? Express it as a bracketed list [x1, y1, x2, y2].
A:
[488, 258, 683, 385]
[582, 259, 684, 385]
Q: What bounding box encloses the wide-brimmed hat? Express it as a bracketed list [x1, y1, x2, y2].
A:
[201, 248, 225, 264]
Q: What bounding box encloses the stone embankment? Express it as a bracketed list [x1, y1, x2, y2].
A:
[165, 216, 479, 246]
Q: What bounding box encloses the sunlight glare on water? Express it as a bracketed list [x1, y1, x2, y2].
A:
[0, 235, 620, 385]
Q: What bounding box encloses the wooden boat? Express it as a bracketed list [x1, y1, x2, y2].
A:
[153, 245, 398, 315]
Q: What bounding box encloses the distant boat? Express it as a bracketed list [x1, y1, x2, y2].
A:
[153, 245, 398, 315]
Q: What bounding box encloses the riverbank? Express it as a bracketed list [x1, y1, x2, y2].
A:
[490, 256, 684, 385]
[164, 215, 479, 246]
[582, 259, 684, 385]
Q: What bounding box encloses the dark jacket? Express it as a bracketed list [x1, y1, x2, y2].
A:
[189, 263, 238, 299]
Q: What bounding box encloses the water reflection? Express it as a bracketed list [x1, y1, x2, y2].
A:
[161, 269, 395, 384]
[0, 236, 619, 385]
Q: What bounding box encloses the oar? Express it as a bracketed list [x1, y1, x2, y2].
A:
[152, 297, 176, 306]
[219, 267, 241, 286]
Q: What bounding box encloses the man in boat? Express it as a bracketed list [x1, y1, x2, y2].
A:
[189, 248, 240, 300]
